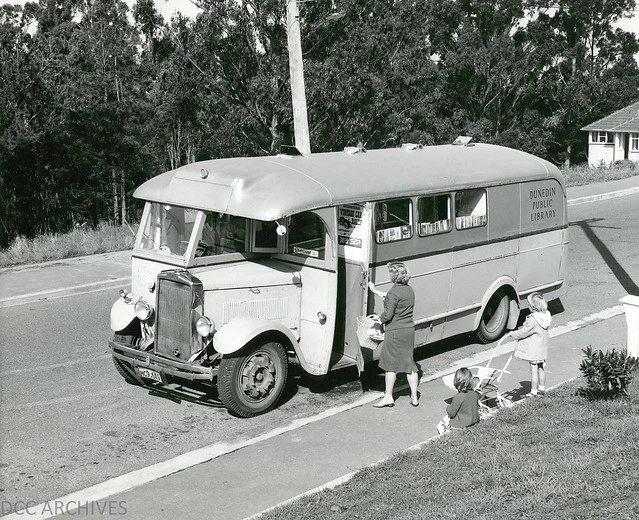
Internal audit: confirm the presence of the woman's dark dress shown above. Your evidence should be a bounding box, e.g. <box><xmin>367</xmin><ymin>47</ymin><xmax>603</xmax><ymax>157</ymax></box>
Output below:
<box><xmin>378</xmin><ymin>284</ymin><xmax>418</xmax><ymax>374</ymax></box>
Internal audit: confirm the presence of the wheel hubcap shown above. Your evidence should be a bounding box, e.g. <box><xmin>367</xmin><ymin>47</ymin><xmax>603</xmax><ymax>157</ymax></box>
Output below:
<box><xmin>240</xmin><ymin>353</ymin><xmax>276</xmax><ymax>400</ymax></box>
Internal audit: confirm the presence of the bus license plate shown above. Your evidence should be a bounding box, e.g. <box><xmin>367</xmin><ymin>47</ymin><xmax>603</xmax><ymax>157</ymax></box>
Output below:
<box><xmin>138</xmin><ymin>367</ymin><xmax>163</xmax><ymax>383</ymax></box>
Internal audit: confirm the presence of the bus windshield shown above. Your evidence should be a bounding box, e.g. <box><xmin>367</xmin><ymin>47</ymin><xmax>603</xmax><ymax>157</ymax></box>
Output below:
<box><xmin>137</xmin><ymin>203</ymin><xmax>248</xmax><ymax>259</ymax></box>
<box><xmin>138</xmin><ymin>203</ymin><xmax>198</xmax><ymax>258</ymax></box>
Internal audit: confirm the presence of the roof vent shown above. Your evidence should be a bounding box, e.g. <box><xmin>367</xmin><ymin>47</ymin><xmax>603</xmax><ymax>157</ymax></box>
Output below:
<box><xmin>452</xmin><ymin>135</ymin><xmax>473</xmax><ymax>146</ymax></box>
<box><xmin>344</xmin><ymin>141</ymin><xmax>366</xmax><ymax>154</ymax></box>
<box><xmin>401</xmin><ymin>143</ymin><xmax>423</xmax><ymax>150</ymax></box>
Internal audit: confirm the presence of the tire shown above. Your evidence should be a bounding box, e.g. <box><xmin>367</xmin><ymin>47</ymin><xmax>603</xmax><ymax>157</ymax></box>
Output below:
<box><xmin>476</xmin><ymin>290</ymin><xmax>511</xmax><ymax>343</ymax></box>
<box><xmin>112</xmin><ymin>356</ymin><xmax>142</xmax><ymax>385</ymax></box>
<box><xmin>217</xmin><ymin>341</ymin><xmax>289</xmax><ymax>418</ymax></box>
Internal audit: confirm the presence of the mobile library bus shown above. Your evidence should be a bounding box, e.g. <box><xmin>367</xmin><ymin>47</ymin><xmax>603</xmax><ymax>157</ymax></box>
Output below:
<box><xmin>109</xmin><ymin>141</ymin><xmax>567</xmax><ymax>417</ymax></box>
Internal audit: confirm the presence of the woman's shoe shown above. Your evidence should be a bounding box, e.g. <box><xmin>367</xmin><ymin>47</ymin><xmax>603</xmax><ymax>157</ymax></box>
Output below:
<box><xmin>410</xmin><ymin>398</ymin><xmax>419</xmax><ymax>407</ymax></box>
<box><xmin>374</xmin><ymin>398</ymin><xmax>395</xmax><ymax>408</ymax></box>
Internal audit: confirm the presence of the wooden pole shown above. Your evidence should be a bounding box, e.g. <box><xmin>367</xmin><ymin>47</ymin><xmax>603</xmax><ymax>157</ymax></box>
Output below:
<box><xmin>286</xmin><ymin>0</ymin><xmax>311</xmax><ymax>156</ymax></box>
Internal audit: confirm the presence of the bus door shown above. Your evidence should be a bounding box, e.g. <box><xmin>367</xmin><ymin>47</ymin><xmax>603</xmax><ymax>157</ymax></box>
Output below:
<box><xmin>287</xmin><ymin>208</ymin><xmax>338</xmax><ymax>374</ymax></box>
<box><xmin>333</xmin><ymin>203</ymin><xmax>373</xmax><ymax>367</ymax></box>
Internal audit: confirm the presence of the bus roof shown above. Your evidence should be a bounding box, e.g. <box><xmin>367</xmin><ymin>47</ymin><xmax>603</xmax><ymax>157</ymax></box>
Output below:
<box><xmin>133</xmin><ymin>143</ymin><xmax>563</xmax><ymax>221</ymax></box>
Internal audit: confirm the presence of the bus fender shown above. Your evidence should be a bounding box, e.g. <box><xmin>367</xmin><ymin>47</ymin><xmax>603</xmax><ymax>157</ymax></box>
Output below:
<box><xmin>213</xmin><ymin>317</ymin><xmax>298</xmax><ymax>356</ymax></box>
<box><xmin>110</xmin><ymin>297</ymin><xmax>136</xmax><ymax>332</ymax></box>
<box><xmin>473</xmin><ymin>277</ymin><xmax>520</xmax><ymax>331</ymax></box>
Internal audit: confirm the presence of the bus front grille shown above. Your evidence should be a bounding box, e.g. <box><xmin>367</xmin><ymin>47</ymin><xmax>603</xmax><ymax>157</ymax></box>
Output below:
<box><xmin>155</xmin><ymin>278</ymin><xmax>193</xmax><ymax>360</ymax></box>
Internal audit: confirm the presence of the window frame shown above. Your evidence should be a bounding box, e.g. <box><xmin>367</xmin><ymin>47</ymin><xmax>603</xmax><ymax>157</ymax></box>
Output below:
<box><xmin>373</xmin><ymin>198</ymin><xmax>414</xmax><ymax>244</ymax></box>
<box><xmin>631</xmin><ymin>133</ymin><xmax>639</xmax><ymax>152</ymax></box>
<box><xmin>454</xmin><ymin>189</ymin><xmax>488</xmax><ymax>231</ymax></box>
<box><xmin>417</xmin><ymin>193</ymin><xmax>453</xmax><ymax>237</ymax></box>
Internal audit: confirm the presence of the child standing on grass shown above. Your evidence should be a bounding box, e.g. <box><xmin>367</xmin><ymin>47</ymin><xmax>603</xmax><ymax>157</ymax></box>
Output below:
<box><xmin>507</xmin><ymin>292</ymin><xmax>552</xmax><ymax>397</ymax></box>
<box><xmin>437</xmin><ymin>367</ymin><xmax>480</xmax><ymax>434</ymax></box>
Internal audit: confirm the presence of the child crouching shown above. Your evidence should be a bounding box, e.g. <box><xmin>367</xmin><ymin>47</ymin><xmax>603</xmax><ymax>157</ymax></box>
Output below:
<box><xmin>437</xmin><ymin>367</ymin><xmax>480</xmax><ymax>434</ymax></box>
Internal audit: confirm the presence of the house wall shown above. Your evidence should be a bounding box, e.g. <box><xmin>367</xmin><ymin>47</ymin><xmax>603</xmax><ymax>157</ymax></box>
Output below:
<box><xmin>587</xmin><ymin>142</ymin><xmax>615</xmax><ymax>166</ymax></box>
<box><xmin>587</xmin><ymin>131</ymin><xmax>639</xmax><ymax>166</ymax></box>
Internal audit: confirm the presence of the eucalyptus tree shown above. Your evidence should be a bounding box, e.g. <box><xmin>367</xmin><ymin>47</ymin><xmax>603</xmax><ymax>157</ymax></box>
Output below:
<box><xmin>525</xmin><ymin>0</ymin><xmax>639</xmax><ymax>165</ymax></box>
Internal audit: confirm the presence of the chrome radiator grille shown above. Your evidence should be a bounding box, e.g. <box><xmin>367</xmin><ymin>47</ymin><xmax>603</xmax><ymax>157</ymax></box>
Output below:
<box><xmin>155</xmin><ymin>275</ymin><xmax>196</xmax><ymax>359</ymax></box>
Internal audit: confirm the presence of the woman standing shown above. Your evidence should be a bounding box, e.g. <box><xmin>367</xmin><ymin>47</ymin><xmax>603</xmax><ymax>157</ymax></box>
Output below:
<box><xmin>369</xmin><ymin>261</ymin><xmax>420</xmax><ymax>408</ymax></box>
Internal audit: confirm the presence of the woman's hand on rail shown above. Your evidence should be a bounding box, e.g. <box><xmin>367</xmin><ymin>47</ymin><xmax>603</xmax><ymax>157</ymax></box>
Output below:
<box><xmin>368</xmin><ymin>282</ymin><xmax>386</xmax><ymax>300</ymax></box>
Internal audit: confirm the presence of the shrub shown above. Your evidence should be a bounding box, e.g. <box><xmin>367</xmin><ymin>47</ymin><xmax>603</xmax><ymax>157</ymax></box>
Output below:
<box><xmin>578</xmin><ymin>346</ymin><xmax>639</xmax><ymax>400</ymax></box>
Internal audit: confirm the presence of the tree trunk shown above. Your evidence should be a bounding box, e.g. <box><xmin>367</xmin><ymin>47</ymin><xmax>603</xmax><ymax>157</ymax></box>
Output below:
<box><xmin>120</xmin><ymin>171</ymin><xmax>126</xmax><ymax>224</ymax></box>
<box><xmin>564</xmin><ymin>144</ymin><xmax>571</xmax><ymax>168</ymax></box>
<box><xmin>112</xmin><ymin>169</ymin><xmax>119</xmax><ymax>224</ymax></box>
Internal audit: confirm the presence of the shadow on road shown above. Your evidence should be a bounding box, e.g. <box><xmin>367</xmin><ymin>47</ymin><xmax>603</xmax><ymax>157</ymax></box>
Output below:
<box><xmin>570</xmin><ymin>218</ymin><xmax>639</xmax><ymax>296</ymax></box>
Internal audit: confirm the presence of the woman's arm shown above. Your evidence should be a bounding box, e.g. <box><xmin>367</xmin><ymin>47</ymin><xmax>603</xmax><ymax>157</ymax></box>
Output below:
<box><xmin>379</xmin><ymin>289</ymin><xmax>398</xmax><ymax>325</ymax></box>
<box><xmin>368</xmin><ymin>281</ymin><xmax>387</xmax><ymax>301</ymax></box>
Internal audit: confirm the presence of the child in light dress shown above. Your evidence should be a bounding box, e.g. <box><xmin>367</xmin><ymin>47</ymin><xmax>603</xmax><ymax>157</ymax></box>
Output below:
<box><xmin>506</xmin><ymin>292</ymin><xmax>551</xmax><ymax>397</ymax></box>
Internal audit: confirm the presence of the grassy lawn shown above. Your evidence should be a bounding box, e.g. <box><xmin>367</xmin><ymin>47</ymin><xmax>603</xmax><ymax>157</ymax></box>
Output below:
<box><xmin>261</xmin><ymin>378</ymin><xmax>639</xmax><ymax>520</ymax></box>
<box><xmin>0</xmin><ymin>163</ymin><xmax>636</xmax><ymax>269</ymax></box>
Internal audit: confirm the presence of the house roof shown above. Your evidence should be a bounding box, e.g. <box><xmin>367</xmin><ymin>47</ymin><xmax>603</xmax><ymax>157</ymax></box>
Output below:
<box><xmin>133</xmin><ymin>144</ymin><xmax>562</xmax><ymax>221</ymax></box>
<box><xmin>581</xmin><ymin>100</ymin><xmax>639</xmax><ymax>132</ymax></box>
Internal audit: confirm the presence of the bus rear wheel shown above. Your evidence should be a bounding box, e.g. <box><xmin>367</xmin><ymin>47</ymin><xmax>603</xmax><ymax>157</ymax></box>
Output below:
<box><xmin>217</xmin><ymin>341</ymin><xmax>288</xmax><ymax>418</ymax></box>
<box><xmin>477</xmin><ymin>290</ymin><xmax>511</xmax><ymax>343</ymax></box>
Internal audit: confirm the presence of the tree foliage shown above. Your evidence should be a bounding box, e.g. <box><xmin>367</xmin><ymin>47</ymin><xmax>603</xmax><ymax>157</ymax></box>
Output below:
<box><xmin>0</xmin><ymin>0</ymin><xmax>638</xmax><ymax>246</ymax></box>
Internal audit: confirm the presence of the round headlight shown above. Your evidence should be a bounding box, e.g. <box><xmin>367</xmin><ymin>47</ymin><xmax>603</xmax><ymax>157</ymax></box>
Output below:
<box><xmin>134</xmin><ymin>299</ymin><xmax>153</xmax><ymax>321</ymax></box>
<box><xmin>196</xmin><ymin>316</ymin><xmax>214</xmax><ymax>337</ymax></box>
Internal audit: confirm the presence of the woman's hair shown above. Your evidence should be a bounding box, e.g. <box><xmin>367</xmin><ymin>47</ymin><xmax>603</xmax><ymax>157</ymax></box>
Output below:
<box><xmin>387</xmin><ymin>261</ymin><xmax>411</xmax><ymax>285</ymax></box>
<box><xmin>527</xmin><ymin>292</ymin><xmax>548</xmax><ymax>313</ymax></box>
<box><xmin>453</xmin><ymin>367</ymin><xmax>474</xmax><ymax>392</ymax></box>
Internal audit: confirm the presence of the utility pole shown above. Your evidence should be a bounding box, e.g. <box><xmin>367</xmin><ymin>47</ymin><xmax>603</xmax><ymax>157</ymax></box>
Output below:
<box><xmin>286</xmin><ymin>0</ymin><xmax>311</xmax><ymax>156</ymax></box>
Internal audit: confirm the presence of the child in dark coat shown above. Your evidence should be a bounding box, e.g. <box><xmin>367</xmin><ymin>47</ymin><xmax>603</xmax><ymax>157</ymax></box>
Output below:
<box><xmin>437</xmin><ymin>367</ymin><xmax>480</xmax><ymax>434</ymax></box>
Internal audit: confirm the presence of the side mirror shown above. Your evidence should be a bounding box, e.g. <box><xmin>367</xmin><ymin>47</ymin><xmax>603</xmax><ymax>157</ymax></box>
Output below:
<box><xmin>276</xmin><ymin>224</ymin><xmax>287</xmax><ymax>236</ymax></box>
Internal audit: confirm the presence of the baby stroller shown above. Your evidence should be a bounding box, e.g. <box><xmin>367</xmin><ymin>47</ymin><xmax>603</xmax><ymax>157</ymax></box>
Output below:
<box><xmin>442</xmin><ymin>336</ymin><xmax>515</xmax><ymax>412</ymax></box>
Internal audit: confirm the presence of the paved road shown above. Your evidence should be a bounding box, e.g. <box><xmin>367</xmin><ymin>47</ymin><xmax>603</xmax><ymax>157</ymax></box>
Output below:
<box><xmin>0</xmin><ymin>176</ymin><xmax>638</xmax><ymax>519</ymax></box>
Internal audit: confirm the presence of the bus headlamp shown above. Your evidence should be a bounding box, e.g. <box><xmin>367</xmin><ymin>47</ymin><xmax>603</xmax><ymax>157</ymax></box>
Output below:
<box><xmin>196</xmin><ymin>316</ymin><xmax>215</xmax><ymax>337</ymax></box>
<box><xmin>134</xmin><ymin>299</ymin><xmax>153</xmax><ymax>321</ymax></box>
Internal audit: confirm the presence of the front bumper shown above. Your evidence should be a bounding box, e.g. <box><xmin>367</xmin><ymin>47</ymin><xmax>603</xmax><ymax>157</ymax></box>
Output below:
<box><xmin>109</xmin><ymin>340</ymin><xmax>216</xmax><ymax>382</ymax></box>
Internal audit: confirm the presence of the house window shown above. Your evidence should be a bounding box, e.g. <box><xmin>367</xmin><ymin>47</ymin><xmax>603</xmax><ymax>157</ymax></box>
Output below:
<box><xmin>418</xmin><ymin>194</ymin><xmax>452</xmax><ymax>236</ymax></box>
<box><xmin>455</xmin><ymin>189</ymin><xmax>487</xmax><ymax>229</ymax></box>
<box><xmin>374</xmin><ymin>199</ymin><xmax>413</xmax><ymax>243</ymax></box>
<box><xmin>631</xmin><ymin>133</ymin><xmax>639</xmax><ymax>152</ymax></box>
<box><xmin>593</xmin><ymin>131</ymin><xmax>613</xmax><ymax>144</ymax></box>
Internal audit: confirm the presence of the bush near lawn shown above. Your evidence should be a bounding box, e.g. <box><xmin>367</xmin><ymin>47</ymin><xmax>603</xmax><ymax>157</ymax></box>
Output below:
<box><xmin>0</xmin><ymin>163</ymin><xmax>636</xmax><ymax>269</ymax></box>
<box><xmin>261</xmin><ymin>376</ymin><xmax>639</xmax><ymax>520</ymax></box>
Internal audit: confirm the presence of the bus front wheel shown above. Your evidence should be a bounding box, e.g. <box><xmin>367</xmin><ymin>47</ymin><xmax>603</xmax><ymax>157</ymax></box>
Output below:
<box><xmin>476</xmin><ymin>290</ymin><xmax>511</xmax><ymax>343</ymax></box>
<box><xmin>217</xmin><ymin>341</ymin><xmax>289</xmax><ymax>418</ymax></box>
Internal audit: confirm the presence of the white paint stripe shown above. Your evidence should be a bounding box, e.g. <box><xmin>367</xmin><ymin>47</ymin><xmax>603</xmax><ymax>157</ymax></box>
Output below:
<box><xmin>1</xmin><ymin>354</ymin><xmax>110</xmax><ymax>377</ymax></box>
<box><xmin>2</xmin><ymin>304</ymin><xmax>627</xmax><ymax>520</ymax></box>
<box><xmin>0</xmin><ymin>277</ymin><xmax>130</xmax><ymax>307</ymax></box>
<box><xmin>567</xmin><ymin>186</ymin><xmax>639</xmax><ymax>206</ymax></box>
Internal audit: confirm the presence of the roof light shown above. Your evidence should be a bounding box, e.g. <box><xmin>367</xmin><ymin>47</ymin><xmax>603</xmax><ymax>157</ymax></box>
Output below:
<box><xmin>200</xmin><ymin>168</ymin><xmax>209</xmax><ymax>179</ymax></box>
<box><xmin>452</xmin><ymin>136</ymin><xmax>473</xmax><ymax>146</ymax></box>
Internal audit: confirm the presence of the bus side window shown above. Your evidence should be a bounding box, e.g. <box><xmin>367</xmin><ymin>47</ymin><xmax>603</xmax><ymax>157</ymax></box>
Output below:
<box><xmin>418</xmin><ymin>194</ymin><xmax>452</xmax><ymax>235</ymax></box>
<box><xmin>287</xmin><ymin>212</ymin><xmax>326</xmax><ymax>259</ymax></box>
<box><xmin>374</xmin><ymin>198</ymin><xmax>413</xmax><ymax>243</ymax></box>
<box><xmin>454</xmin><ymin>189</ymin><xmax>487</xmax><ymax>229</ymax></box>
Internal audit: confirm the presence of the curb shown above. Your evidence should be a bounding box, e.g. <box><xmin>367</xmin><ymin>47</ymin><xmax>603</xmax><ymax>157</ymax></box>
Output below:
<box><xmin>0</xmin><ymin>277</ymin><xmax>130</xmax><ymax>308</ymax></box>
<box><xmin>567</xmin><ymin>185</ymin><xmax>639</xmax><ymax>206</ymax></box>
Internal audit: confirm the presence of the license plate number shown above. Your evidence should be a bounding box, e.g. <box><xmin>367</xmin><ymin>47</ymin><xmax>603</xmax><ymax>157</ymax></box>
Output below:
<box><xmin>138</xmin><ymin>367</ymin><xmax>163</xmax><ymax>383</ymax></box>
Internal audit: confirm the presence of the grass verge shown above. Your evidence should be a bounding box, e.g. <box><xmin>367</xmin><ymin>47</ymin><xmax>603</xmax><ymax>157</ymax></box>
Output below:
<box><xmin>562</xmin><ymin>160</ymin><xmax>637</xmax><ymax>186</ymax></box>
<box><xmin>260</xmin><ymin>377</ymin><xmax>639</xmax><ymax>520</ymax></box>
<box><xmin>0</xmin><ymin>222</ymin><xmax>135</xmax><ymax>268</ymax></box>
